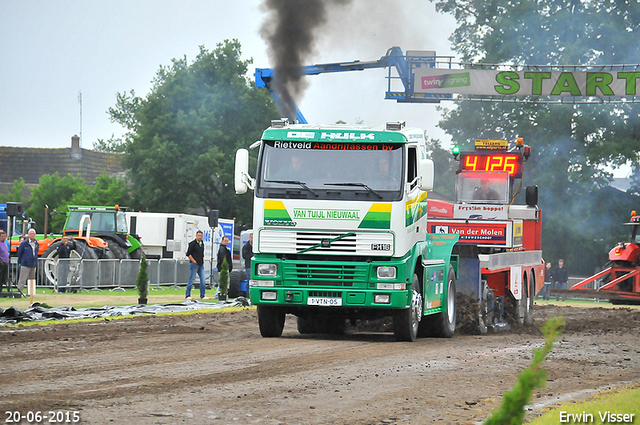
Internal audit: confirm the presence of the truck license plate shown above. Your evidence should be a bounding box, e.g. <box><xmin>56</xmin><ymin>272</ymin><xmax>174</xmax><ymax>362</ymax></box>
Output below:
<box><xmin>307</xmin><ymin>297</ymin><xmax>343</xmax><ymax>306</ymax></box>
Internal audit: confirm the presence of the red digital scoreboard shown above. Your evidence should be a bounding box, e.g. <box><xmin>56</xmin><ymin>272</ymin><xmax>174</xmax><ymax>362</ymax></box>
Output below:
<box><xmin>459</xmin><ymin>152</ymin><xmax>523</xmax><ymax>178</ymax></box>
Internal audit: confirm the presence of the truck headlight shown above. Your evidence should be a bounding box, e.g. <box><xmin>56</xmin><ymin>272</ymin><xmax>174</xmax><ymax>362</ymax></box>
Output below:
<box><xmin>377</xmin><ymin>266</ymin><xmax>397</xmax><ymax>279</ymax></box>
<box><xmin>250</xmin><ymin>280</ymin><xmax>274</xmax><ymax>287</ymax></box>
<box><xmin>261</xmin><ymin>291</ymin><xmax>278</xmax><ymax>301</ymax></box>
<box><xmin>257</xmin><ymin>263</ymin><xmax>277</xmax><ymax>276</ymax></box>
<box><xmin>374</xmin><ymin>294</ymin><xmax>391</xmax><ymax>304</ymax></box>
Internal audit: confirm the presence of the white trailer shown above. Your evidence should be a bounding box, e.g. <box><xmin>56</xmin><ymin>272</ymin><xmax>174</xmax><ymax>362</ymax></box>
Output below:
<box><xmin>125</xmin><ymin>212</ymin><xmax>236</xmax><ymax>266</ymax></box>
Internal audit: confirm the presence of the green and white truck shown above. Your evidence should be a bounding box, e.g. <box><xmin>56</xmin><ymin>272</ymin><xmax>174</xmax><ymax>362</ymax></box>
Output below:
<box><xmin>235</xmin><ymin>120</ymin><xmax>458</xmax><ymax>341</ymax></box>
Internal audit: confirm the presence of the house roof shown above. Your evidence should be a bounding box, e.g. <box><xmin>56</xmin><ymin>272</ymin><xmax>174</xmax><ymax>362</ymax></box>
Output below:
<box><xmin>0</xmin><ymin>146</ymin><xmax>125</xmax><ymax>186</ymax></box>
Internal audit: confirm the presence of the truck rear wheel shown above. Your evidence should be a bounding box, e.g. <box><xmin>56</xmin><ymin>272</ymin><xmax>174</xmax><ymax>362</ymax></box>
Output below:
<box><xmin>393</xmin><ymin>273</ymin><xmax>422</xmax><ymax>341</ymax></box>
<box><xmin>525</xmin><ymin>276</ymin><xmax>534</xmax><ymax>325</ymax></box>
<box><xmin>418</xmin><ymin>265</ymin><xmax>456</xmax><ymax>338</ymax></box>
<box><xmin>507</xmin><ymin>276</ymin><xmax>529</xmax><ymax>325</ymax></box>
<box><xmin>297</xmin><ymin>315</ymin><xmax>317</xmax><ymax>334</ymax></box>
<box><xmin>257</xmin><ymin>305</ymin><xmax>285</xmax><ymax>337</ymax></box>
<box><xmin>476</xmin><ymin>281</ymin><xmax>492</xmax><ymax>334</ymax></box>
<box><xmin>317</xmin><ymin>316</ymin><xmax>346</xmax><ymax>335</ymax></box>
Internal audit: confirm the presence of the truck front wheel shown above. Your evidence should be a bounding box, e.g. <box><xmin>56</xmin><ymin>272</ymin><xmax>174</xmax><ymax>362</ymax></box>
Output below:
<box><xmin>257</xmin><ymin>305</ymin><xmax>285</xmax><ymax>337</ymax></box>
<box><xmin>393</xmin><ymin>273</ymin><xmax>422</xmax><ymax>342</ymax></box>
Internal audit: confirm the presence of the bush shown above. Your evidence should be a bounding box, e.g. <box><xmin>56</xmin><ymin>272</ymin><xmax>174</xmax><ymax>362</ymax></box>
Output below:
<box><xmin>484</xmin><ymin>317</ymin><xmax>565</xmax><ymax>425</ymax></box>
<box><xmin>136</xmin><ymin>257</ymin><xmax>149</xmax><ymax>302</ymax></box>
<box><xmin>219</xmin><ymin>258</ymin><xmax>229</xmax><ymax>297</ymax></box>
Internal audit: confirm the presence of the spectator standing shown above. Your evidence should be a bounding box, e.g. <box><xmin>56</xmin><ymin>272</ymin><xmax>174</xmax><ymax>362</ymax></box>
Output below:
<box><xmin>0</xmin><ymin>231</ymin><xmax>9</xmax><ymax>292</ymax></box>
<box><xmin>185</xmin><ymin>230</ymin><xmax>209</xmax><ymax>300</ymax></box>
<box><xmin>242</xmin><ymin>233</ymin><xmax>253</xmax><ymax>281</ymax></box>
<box><xmin>56</xmin><ymin>236</ymin><xmax>76</xmax><ymax>293</ymax></box>
<box><xmin>217</xmin><ymin>236</ymin><xmax>233</xmax><ymax>273</ymax></box>
<box><xmin>17</xmin><ymin>229</ymin><xmax>39</xmax><ymax>296</ymax></box>
<box><xmin>553</xmin><ymin>259</ymin><xmax>569</xmax><ymax>301</ymax></box>
<box><xmin>217</xmin><ymin>236</ymin><xmax>233</xmax><ymax>300</ymax></box>
<box><xmin>541</xmin><ymin>262</ymin><xmax>553</xmax><ymax>300</ymax></box>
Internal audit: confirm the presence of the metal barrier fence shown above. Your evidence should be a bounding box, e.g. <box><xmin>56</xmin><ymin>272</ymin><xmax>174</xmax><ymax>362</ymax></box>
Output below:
<box><xmin>4</xmin><ymin>258</ymin><xmax>216</xmax><ymax>293</ymax></box>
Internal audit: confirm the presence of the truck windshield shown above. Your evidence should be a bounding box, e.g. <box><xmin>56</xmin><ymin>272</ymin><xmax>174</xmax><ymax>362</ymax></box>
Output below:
<box><xmin>456</xmin><ymin>171</ymin><xmax>510</xmax><ymax>204</ymax></box>
<box><xmin>257</xmin><ymin>140</ymin><xmax>404</xmax><ymax>200</ymax></box>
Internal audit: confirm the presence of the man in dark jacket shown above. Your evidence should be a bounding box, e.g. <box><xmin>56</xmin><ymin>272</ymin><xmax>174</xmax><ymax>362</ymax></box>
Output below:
<box><xmin>217</xmin><ymin>236</ymin><xmax>233</xmax><ymax>273</ymax></box>
<box><xmin>553</xmin><ymin>259</ymin><xmax>569</xmax><ymax>301</ymax></box>
<box><xmin>242</xmin><ymin>233</ymin><xmax>253</xmax><ymax>280</ymax></box>
<box><xmin>185</xmin><ymin>230</ymin><xmax>208</xmax><ymax>300</ymax></box>
<box><xmin>216</xmin><ymin>236</ymin><xmax>233</xmax><ymax>300</ymax></box>
<box><xmin>56</xmin><ymin>235</ymin><xmax>76</xmax><ymax>293</ymax></box>
<box><xmin>17</xmin><ymin>229</ymin><xmax>39</xmax><ymax>296</ymax></box>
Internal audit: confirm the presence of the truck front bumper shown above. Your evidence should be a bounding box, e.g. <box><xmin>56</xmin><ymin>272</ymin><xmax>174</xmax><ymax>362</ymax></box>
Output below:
<box><xmin>248</xmin><ymin>253</ymin><xmax>414</xmax><ymax>310</ymax></box>
<box><xmin>249</xmin><ymin>286</ymin><xmax>410</xmax><ymax>310</ymax></box>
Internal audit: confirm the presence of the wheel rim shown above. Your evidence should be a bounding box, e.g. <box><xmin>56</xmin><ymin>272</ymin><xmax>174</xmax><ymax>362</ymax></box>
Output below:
<box><xmin>478</xmin><ymin>283</ymin><xmax>489</xmax><ymax>331</ymax></box>
<box><xmin>410</xmin><ymin>274</ymin><xmax>423</xmax><ymax>333</ymax></box>
<box><xmin>44</xmin><ymin>250</ymin><xmax>83</xmax><ymax>286</ymax></box>
<box><xmin>519</xmin><ymin>282</ymin><xmax>528</xmax><ymax>321</ymax></box>
<box><xmin>411</xmin><ymin>289</ymin><xmax>423</xmax><ymax>332</ymax></box>
<box><xmin>447</xmin><ymin>280</ymin><xmax>455</xmax><ymax>324</ymax></box>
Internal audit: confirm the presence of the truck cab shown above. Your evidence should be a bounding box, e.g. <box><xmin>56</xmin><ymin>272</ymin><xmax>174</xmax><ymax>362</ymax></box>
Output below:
<box><xmin>236</xmin><ymin>120</ymin><xmax>458</xmax><ymax>341</ymax></box>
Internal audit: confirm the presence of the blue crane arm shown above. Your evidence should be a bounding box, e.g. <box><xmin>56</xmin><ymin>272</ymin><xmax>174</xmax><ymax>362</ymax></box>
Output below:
<box><xmin>255</xmin><ymin>47</ymin><xmax>450</xmax><ymax>123</ymax></box>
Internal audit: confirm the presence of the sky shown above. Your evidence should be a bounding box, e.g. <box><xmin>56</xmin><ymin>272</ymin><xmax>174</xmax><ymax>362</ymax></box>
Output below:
<box><xmin>0</xmin><ymin>1</ymin><xmax>631</xmax><ymax>177</ymax></box>
<box><xmin>0</xmin><ymin>1</ymin><xmax>457</xmax><ymax>150</ymax></box>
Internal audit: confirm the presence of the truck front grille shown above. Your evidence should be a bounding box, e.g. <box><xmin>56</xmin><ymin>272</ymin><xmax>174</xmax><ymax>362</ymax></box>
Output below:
<box><xmin>308</xmin><ymin>291</ymin><xmax>341</xmax><ymax>298</ymax></box>
<box><xmin>283</xmin><ymin>262</ymin><xmax>369</xmax><ymax>287</ymax></box>
<box><xmin>259</xmin><ymin>230</ymin><xmax>394</xmax><ymax>256</ymax></box>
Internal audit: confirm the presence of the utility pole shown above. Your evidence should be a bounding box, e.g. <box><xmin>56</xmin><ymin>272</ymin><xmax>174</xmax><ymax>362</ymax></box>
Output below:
<box><xmin>78</xmin><ymin>90</ymin><xmax>83</xmax><ymax>148</ymax></box>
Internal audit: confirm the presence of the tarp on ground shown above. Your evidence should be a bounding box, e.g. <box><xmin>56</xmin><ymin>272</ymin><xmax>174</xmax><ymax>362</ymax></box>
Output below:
<box><xmin>0</xmin><ymin>297</ymin><xmax>251</xmax><ymax>325</ymax></box>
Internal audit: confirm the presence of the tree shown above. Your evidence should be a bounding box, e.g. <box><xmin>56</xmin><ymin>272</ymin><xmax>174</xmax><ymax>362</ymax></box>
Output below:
<box><xmin>26</xmin><ymin>173</ymin><xmax>90</xmax><ymax>234</ymax></box>
<box><xmin>425</xmin><ymin>138</ymin><xmax>457</xmax><ymax>199</ymax></box>
<box><xmin>93</xmin><ymin>135</ymin><xmax>128</xmax><ymax>153</ymax></box>
<box><xmin>107</xmin><ymin>40</ymin><xmax>279</xmax><ymax>227</ymax></box>
<box><xmin>136</xmin><ymin>256</ymin><xmax>149</xmax><ymax>304</ymax></box>
<box><xmin>83</xmin><ymin>174</ymin><xmax>132</xmax><ymax>207</ymax></box>
<box><xmin>24</xmin><ymin>172</ymin><xmax>133</xmax><ymax>234</ymax></box>
<box><xmin>0</xmin><ymin>178</ymin><xmax>27</xmax><ymax>204</ymax></box>
<box><xmin>431</xmin><ymin>0</ymin><xmax>640</xmax><ymax>274</ymax></box>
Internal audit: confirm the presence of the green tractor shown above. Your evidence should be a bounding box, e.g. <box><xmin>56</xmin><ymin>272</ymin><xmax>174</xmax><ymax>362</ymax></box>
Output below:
<box><xmin>41</xmin><ymin>206</ymin><xmax>143</xmax><ymax>287</ymax></box>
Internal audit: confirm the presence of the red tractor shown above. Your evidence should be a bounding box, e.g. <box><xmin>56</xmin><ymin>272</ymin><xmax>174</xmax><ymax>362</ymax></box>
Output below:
<box><xmin>559</xmin><ymin>211</ymin><xmax>640</xmax><ymax>304</ymax></box>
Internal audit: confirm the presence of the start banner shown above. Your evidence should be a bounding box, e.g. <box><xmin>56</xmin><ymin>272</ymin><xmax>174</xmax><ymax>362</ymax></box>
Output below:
<box><xmin>414</xmin><ymin>68</ymin><xmax>640</xmax><ymax>98</ymax></box>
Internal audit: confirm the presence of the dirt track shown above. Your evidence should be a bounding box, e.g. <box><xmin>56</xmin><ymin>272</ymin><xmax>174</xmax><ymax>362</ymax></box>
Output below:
<box><xmin>1</xmin><ymin>304</ymin><xmax>639</xmax><ymax>425</ymax></box>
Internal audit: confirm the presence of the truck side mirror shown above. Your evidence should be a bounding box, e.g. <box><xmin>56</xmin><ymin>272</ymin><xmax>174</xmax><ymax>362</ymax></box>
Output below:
<box><xmin>526</xmin><ymin>185</ymin><xmax>538</xmax><ymax>206</ymax></box>
<box><xmin>418</xmin><ymin>159</ymin><xmax>434</xmax><ymax>191</ymax></box>
<box><xmin>235</xmin><ymin>149</ymin><xmax>251</xmax><ymax>194</ymax></box>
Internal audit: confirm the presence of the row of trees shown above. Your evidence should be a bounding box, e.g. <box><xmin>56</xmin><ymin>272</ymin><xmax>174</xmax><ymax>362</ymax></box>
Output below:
<box><xmin>0</xmin><ymin>173</ymin><xmax>131</xmax><ymax>234</ymax></box>
<box><xmin>2</xmin><ymin>40</ymin><xmax>276</xmax><ymax>236</ymax></box>
<box><xmin>96</xmin><ymin>40</ymin><xmax>278</xmax><ymax>229</ymax></box>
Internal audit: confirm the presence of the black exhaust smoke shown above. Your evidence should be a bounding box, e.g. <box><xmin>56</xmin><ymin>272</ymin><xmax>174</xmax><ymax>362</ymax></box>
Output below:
<box><xmin>260</xmin><ymin>0</ymin><xmax>351</xmax><ymax>120</ymax></box>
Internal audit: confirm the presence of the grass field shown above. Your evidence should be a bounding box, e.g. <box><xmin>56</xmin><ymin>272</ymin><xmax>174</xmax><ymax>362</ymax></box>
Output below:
<box><xmin>528</xmin><ymin>383</ymin><xmax>640</xmax><ymax>424</ymax></box>
<box><xmin>0</xmin><ymin>287</ymin><xmax>223</xmax><ymax>310</ymax></box>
